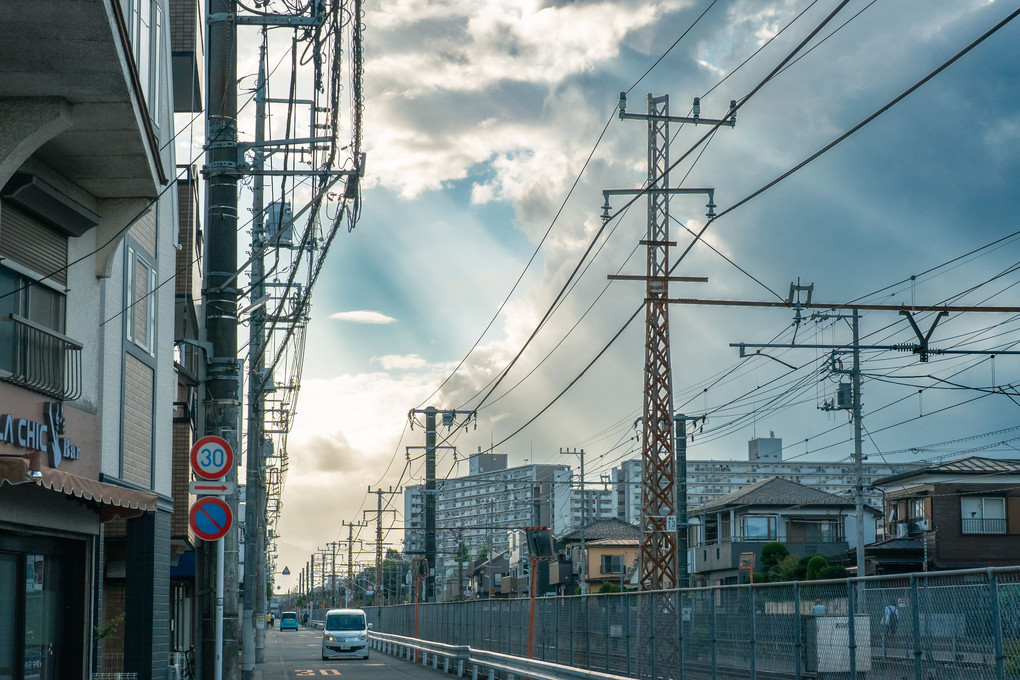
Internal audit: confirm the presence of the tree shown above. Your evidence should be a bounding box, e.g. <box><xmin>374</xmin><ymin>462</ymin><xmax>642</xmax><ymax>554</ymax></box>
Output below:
<box><xmin>760</xmin><ymin>542</ymin><xmax>789</xmax><ymax>569</ymax></box>
<box><xmin>805</xmin><ymin>554</ymin><xmax>829</xmax><ymax>581</ymax></box>
<box><xmin>599</xmin><ymin>581</ymin><xmax>621</xmax><ymax>594</ymax></box>
<box><xmin>475</xmin><ymin>546</ymin><xmax>489</xmax><ymax>562</ymax></box>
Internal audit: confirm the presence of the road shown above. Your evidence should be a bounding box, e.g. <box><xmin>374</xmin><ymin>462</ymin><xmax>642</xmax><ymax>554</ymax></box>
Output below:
<box><xmin>258</xmin><ymin>626</ymin><xmax>446</xmax><ymax>680</ymax></box>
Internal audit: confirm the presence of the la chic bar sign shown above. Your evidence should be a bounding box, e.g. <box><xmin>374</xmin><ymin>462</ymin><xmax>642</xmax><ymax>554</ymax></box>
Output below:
<box><xmin>0</xmin><ymin>402</ymin><xmax>81</xmax><ymax>467</ymax></box>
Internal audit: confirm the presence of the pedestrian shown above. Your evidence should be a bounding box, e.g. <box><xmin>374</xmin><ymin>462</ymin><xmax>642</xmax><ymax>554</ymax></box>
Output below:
<box><xmin>884</xmin><ymin>602</ymin><xmax>898</xmax><ymax>635</ymax></box>
<box><xmin>812</xmin><ymin>599</ymin><xmax>827</xmax><ymax>615</ymax></box>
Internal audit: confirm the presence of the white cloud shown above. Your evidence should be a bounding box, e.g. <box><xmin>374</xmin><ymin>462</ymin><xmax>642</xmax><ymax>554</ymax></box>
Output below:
<box><xmin>374</xmin><ymin>354</ymin><xmax>429</xmax><ymax>370</ymax></box>
<box><xmin>329</xmin><ymin>310</ymin><xmax>397</xmax><ymax>324</ymax></box>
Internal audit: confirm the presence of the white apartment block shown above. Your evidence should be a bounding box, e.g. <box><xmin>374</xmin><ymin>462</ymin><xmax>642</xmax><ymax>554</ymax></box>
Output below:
<box><xmin>403</xmin><ymin>456</ymin><xmax>569</xmax><ymax>593</ymax></box>
<box><xmin>613</xmin><ymin>436</ymin><xmax>924</xmax><ymax>525</ymax></box>
<box><xmin>551</xmin><ymin>467</ymin><xmax>617</xmax><ymax>537</ymax></box>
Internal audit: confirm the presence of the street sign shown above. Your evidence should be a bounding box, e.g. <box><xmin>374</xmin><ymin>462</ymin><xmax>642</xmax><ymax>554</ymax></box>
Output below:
<box><xmin>666</xmin><ymin>515</ymin><xmax>678</xmax><ymax>532</ymax></box>
<box><xmin>190</xmin><ymin>496</ymin><xmax>233</xmax><ymax>541</ymax></box>
<box><xmin>189</xmin><ymin>480</ymin><xmax>236</xmax><ymax>495</ymax></box>
<box><xmin>190</xmin><ymin>435</ymin><xmax>233</xmax><ymax>480</ymax></box>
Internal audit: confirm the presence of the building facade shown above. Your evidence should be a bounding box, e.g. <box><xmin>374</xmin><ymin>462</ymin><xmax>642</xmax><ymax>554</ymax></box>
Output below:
<box><xmin>871</xmin><ymin>456</ymin><xmax>1020</xmax><ymax>572</ymax></box>
<box><xmin>403</xmin><ymin>458</ymin><xmax>568</xmax><ymax>600</ymax></box>
<box><xmin>0</xmin><ymin>1</ymin><xmax>185</xmax><ymax>677</ymax></box>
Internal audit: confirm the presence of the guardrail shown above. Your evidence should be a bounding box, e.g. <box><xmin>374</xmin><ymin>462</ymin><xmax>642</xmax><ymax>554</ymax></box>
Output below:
<box><xmin>370</xmin><ymin>630</ymin><xmax>635</xmax><ymax>680</ymax></box>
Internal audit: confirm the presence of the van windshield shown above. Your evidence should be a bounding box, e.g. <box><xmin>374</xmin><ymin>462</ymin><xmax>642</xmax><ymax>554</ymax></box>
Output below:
<box><xmin>281</xmin><ymin>612</ymin><xmax>297</xmax><ymax>620</ymax></box>
<box><xmin>325</xmin><ymin>613</ymin><xmax>365</xmax><ymax>631</ymax></box>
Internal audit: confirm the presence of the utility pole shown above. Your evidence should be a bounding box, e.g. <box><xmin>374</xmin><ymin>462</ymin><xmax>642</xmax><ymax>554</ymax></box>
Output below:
<box><xmin>606</xmin><ymin>92</ymin><xmax>728</xmax><ymax>591</ymax></box>
<box><xmin>674</xmin><ymin>415</ymin><xmax>691</xmax><ymax>589</ymax></box>
<box><xmin>560</xmin><ymin>448</ymin><xmax>587</xmax><ymax>594</ymax></box>
<box><xmin>202</xmin><ymin>1</ymin><xmax>239</xmax><ymax>679</ymax></box>
<box><xmin>242</xmin><ymin>41</ymin><xmax>268</xmax><ymax>676</ymax></box>
<box><xmin>409</xmin><ymin>407</ymin><xmax>474</xmax><ymax>601</ymax></box>
<box><xmin>365</xmin><ymin>487</ymin><xmax>398</xmax><ymax>605</ymax></box>
<box><xmin>666</xmin><ymin>290</ymin><xmax>1020</xmax><ymax>579</ymax></box>
<box><xmin>342</xmin><ymin>520</ymin><xmax>363</xmax><ymax>607</ymax></box>
<box><xmin>327</xmin><ymin>541</ymin><xmax>342</xmax><ymax>607</ymax></box>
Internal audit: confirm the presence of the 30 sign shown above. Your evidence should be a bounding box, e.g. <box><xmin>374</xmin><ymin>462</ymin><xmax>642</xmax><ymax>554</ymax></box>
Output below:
<box><xmin>190</xmin><ymin>435</ymin><xmax>233</xmax><ymax>480</ymax></box>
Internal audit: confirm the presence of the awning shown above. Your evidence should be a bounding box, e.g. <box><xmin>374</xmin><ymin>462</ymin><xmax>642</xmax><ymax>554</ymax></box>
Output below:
<box><xmin>0</xmin><ymin>456</ymin><xmax>158</xmax><ymax>522</ymax></box>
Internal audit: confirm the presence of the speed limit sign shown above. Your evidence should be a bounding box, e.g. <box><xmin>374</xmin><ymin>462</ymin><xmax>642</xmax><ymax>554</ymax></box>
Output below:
<box><xmin>190</xmin><ymin>435</ymin><xmax>233</xmax><ymax>480</ymax></box>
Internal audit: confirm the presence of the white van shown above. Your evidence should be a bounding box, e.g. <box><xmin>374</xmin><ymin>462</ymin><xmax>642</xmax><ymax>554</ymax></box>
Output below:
<box><xmin>321</xmin><ymin>608</ymin><xmax>372</xmax><ymax>660</ymax></box>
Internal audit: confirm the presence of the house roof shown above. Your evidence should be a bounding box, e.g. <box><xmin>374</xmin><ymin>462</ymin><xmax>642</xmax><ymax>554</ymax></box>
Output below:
<box><xmin>585</xmin><ymin>538</ymin><xmax>640</xmax><ymax>547</ymax></box>
<box><xmin>693</xmin><ymin>477</ymin><xmax>857</xmax><ymax>513</ymax></box>
<box><xmin>873</xmin><ymin>456</ymin><xmax>1020</xmax><ymax>486</ymax></box>
<box><xmin>560</xmin><ymin>518</ymin><xmax>641</xmax><ymax>543</ymax></box>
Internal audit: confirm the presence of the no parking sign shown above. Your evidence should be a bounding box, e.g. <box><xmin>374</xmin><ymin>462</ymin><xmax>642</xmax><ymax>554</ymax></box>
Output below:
<box><xmin>190</xmin><ymin>497</ymin><xmax>233</xmax><ymax>541</ymax></box>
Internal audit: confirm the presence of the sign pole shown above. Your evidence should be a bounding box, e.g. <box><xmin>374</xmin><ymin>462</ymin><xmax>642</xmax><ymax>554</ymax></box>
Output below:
<box><xmin>216</xmin><ymin>533</ymin><xmax>225</xmax><ymax>680</ymax></box>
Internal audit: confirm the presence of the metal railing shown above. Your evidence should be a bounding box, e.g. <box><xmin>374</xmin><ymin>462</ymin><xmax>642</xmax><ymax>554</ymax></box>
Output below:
<box><xmin>366</xmin><ymin>565</ymin><xmax>1020</xmax><ymax>680</ymax></box>
<box><xmin>962</xmin><ymin>518</ymin><xmax>1007</xmax><ymax>535</ymax></box>
<box><xmin>2</xmin><ymin>313</ymin><xmax>83</xmax><ymax>400</ymax></box>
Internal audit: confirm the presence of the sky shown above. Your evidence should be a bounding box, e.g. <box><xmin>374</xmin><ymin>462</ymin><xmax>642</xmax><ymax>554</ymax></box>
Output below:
<box><xmin>224</xmin><ymin>0</ymin><xmax>1020</xmax><ymax>593</ymax></box>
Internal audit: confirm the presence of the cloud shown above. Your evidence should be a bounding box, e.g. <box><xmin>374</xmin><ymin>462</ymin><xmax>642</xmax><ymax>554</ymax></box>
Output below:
<box><xmin>374</xmin><ymin>354</ymin><xmax>429</xmax><ymax>370</ymax></box>
<box><xmin>329</xmin><ymin>310</ymin><xmax>397</xmax><ymax>324</ymax></box>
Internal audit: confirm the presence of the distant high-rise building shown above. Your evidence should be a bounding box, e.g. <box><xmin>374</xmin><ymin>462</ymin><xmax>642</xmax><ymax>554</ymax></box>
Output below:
<box><xmin>749</xmin><ymin>432</ymin><xmax>783</xmax><ymax>461</ymax></box>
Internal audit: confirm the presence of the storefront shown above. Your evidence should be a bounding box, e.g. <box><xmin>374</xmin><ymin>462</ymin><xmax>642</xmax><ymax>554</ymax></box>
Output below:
<box><xmin>0</xmin><ymin>396</ymin><xmax>157</xmax><ymax>680</ymax></box>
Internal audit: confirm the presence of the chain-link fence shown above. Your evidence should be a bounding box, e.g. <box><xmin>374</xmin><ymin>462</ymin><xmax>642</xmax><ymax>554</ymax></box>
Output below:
<box><xmin>364</xmin><ymin>566</ymin><xmax>1020</xmax><ymax>680</ymax></box>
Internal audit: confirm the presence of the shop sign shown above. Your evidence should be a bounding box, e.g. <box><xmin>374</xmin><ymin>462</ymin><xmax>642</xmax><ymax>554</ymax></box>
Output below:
<box><xmin>0</xmin><ymin>402</ymin><xmax>81</xmax><ymax>468</ymax></box>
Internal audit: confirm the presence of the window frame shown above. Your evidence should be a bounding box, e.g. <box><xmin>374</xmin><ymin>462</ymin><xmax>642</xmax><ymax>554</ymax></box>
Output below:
<box><xmin>125</xmin><ymin>247</ymin><xmax>157</xmax><ymax>356</ymax></box>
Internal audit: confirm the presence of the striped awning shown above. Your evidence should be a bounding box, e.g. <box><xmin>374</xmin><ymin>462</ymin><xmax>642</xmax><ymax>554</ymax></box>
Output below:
<box><xmin>0</xmin><ymin>455</ymin><xmax>157</xmax><ymax>522</ymax></box>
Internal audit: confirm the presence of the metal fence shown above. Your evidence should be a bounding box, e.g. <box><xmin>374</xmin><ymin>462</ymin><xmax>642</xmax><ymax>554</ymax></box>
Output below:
<box><xmin>365</xmin><ymin>566</ymin><xmax>1020</xmax><ymax>680</ymax></box>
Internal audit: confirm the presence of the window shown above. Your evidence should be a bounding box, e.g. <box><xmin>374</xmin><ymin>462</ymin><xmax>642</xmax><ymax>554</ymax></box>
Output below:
<box><xmin>0</xmin><ymin>264</ymin><xmax>75</xmax><ymax>398</ymax></box>
<box><xmin>910</xmin><ymin>499</ymin><xmax>925</xmax><ymax>521</ymax></box>
<box><xmin>961</xmin><ymin>497</ymin><xmax>1006</xmax><ymax>534</ymax></box>
<box><xmin>741</xmin><ymin>515</ymin><xmax>777</xmax><ymax>541</ymax></box>
<box><xmin>601</xmin><ymin>554</ymin><xmax>624</xmax><ymax>575</ymax></box>
<box><xmin>126</xmin><ymin>248</ymin><xmax>157</xmax><ymax>354</ymax></box>
<box><xmin>126</xmin><ymin>0</ymin><xmax>162</xmax><ymax>126</ymax></box>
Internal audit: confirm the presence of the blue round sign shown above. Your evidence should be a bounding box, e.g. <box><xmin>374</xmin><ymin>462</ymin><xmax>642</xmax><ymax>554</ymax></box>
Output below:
<box><xmin>189</xmin><ymin>497</ymin><xmax>232</xmax><ymax>541</ymax></box>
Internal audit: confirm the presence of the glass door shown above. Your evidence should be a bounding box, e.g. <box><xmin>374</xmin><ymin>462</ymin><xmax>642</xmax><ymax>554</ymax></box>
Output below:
<box><xmin>0</xmin><ymin>554</ymin><xmax>16</xmax><ymax>680</ymax></box>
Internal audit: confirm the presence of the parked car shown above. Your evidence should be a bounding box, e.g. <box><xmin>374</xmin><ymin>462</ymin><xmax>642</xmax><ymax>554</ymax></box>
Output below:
<box><xmin>279</xmin><ymin>611</ymin><xmax>299</xmax><ymax>631</ymax></box>
<box><xmin>321</xmin><ymin>608</ymin><xmax>371</xmax><ymax>660</ymax></box>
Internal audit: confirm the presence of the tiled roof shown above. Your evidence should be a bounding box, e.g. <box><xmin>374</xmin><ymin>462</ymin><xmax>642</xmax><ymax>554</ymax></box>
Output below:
<box><xmin>560</xmin><ymin>517</ymin><xmax>641</xmax><ymax>542</ymax></box>
<box><xmin>874</xmin><ymin>456</ymin><xmax>1020</xmax><ymax>485</ymax></box>
<box><xmin>693</xmin><ymin>477</ymin><xmax>854</xmax><ymax>513</ymax></box>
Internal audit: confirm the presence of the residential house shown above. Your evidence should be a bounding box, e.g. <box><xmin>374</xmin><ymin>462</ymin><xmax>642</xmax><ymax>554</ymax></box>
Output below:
<box><xmin>870</xmin><ymin>456</ymin><xmax>1020</xmax><ymax>572</ymax></box>
<box><xmin>689</xmin><ymin>477</ymin><xmax>880</xmax><ymax>586</ymax></box>
<box><xmin>553</xmin><ymin>518</ymin><xmax>640</xmax><ymax>594</ymax></box>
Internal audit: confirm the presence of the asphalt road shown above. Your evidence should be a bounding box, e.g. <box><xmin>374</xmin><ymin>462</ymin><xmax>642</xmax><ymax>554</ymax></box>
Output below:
<box><xmin>258</xmin><ymin>626</ymin><xmax>449</xmax><ymax>680</ymax></box>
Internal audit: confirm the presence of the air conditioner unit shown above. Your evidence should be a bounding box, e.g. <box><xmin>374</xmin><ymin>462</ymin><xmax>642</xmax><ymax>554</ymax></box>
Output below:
<box><xmin>894</xmin><ymin>524</ymin><xmax>909</xmax><ymax>538</ymax></box>
<box><xmin>911</xmin><ymin>520</ymin><xmax>930</xmax><ymax>532</ymax></box>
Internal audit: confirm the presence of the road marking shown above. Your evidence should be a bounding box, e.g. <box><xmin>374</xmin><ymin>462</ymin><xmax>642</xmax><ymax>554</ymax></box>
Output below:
<box><xmin>295</xmin><ymin>670</ymin><xmax>342</xmax><ymax>676</ymax></box>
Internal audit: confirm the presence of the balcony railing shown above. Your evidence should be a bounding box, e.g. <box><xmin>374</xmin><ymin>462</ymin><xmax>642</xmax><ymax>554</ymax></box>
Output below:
<box><xmin>961</xmin><ymin>517</ymin><xmax>1007</xmax><ymax>535</ymax></box>
<box><xmin>2</xmin><ymin>314</ymin><xmax>83</xmax><ymax>400</ymax></box>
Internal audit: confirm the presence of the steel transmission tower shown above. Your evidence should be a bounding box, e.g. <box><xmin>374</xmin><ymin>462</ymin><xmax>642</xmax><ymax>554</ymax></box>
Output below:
<box><xmin>606</xmin><ymin>93</ymin><xmax>730</xmax><ymax>590</ymax></box>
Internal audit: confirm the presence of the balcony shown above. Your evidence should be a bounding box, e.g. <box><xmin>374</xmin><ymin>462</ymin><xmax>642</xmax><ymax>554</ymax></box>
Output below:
<box><xmin>1</xmin><ymin>314</ymin><xmax>83</xmax><ymax>400</ymax></box>
<box><xmin>961</xmin><ymin>518</ymin><xmax>1006</xmax><ymax>535</ymax></box>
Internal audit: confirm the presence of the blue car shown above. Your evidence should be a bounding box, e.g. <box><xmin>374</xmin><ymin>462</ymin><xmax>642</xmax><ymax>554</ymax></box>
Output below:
<box><xmin>279</xmin><ymin>611</ymin><xmax>299</xmax><ymax>631</ymax></box>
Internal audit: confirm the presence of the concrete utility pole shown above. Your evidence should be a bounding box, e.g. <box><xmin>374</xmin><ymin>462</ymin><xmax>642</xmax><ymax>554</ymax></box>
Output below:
<box><xmin>203</xmin><ymin>1</ymin><xmax>239</xmax><ymax>679</ymax></box>
<box><xmin>242</xmin><ymin>41</ymin><xmax>268</xmax><ymax>677</ymax></box>
<box><xmin>560</xmin><ymin>448</ymin><xmax>587</xmax><ymax>594</ymax></box>
<box><xmin>409</xmin><ymin>407</ymin><xmax>474</xmax><ymax>601</ymax></box>
<box><xmin>365</xmin><ymin>487</ymin><xmax>398</xmax><ymax>605</ymax></box>
<box><xmin>341</xmin><ymin>520</ymin><xmax>363</xmax><ymax>607</ymax></box>
<box><xmin>674</xmin><ymin>415</ymin><xmax>691</xmax><ymax>589</ymax></box>
<box><xmin>607</xmin><ymin>92</ymin><xmax>728</xmax><ymax>591</ymax></box>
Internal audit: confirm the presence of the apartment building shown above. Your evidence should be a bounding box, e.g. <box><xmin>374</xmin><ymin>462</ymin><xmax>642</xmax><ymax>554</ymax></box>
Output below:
<box><xmin>403</xmin><ymin>454</ymin><xmax>568</xmax><ymax>599</ymax></box>
<box><xmin>551</xmin><ymin>467</ymin><xmax>616</xmax><ymax>537</ymax></box>
<box><xmin>613</xmin><ymin>436</ymin><xmax>923</xmax><ymax>526</ymax></box>
<box><xmin>0</xmin><ymin>1</ymin><xmax>189</xmax><ymax>677</ymax></box>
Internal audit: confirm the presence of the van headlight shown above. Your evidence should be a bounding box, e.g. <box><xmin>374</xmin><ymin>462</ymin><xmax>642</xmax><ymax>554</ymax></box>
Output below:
<box><xmin>325</xmin><ymin>635</ymin><xmax>335</xmax><ymax>641</ymax></box>
<box><xmin>358</xmin><ymin>633</ymin><xmax>367</xmax><ymax>641</ymax></box>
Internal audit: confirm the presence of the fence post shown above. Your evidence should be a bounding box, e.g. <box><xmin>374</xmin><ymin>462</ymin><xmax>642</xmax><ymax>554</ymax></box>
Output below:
<box><xmin>710</xmin><ymin>589</ymin><xmax>718</xmax><ymax>680</ymax></box>
<box><xmin>989</xmin><ymin>568</ymin><xmax>1005</xmax><ymax>680</ymax></box>
<box><xmin>794</xmin><ymin>582</ymin><xmax>802</xmax><ymax>680</ymax></box>
<box><xmin>676</xmin><ymin>589</ymin><xmax>685</xmax><ymax>680</ymax></box>
<box><xmin>910</xmin><ymin>573</ymin><xmax>922</xmax><ymax>680</ymax></box>
<box><xmin>750</xmin><ymin>585</ymin><xmax>757</xmax><ymax>680</ymax></box>
<box><xmin>625</xmin><ymin>592</ymin><xmax>632</xmax><ymax>677</ymax></box>
<box><xmin>847</xmin><ymin>578</ymin><xmax>857</xmax><ymax>680</ymax></box>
